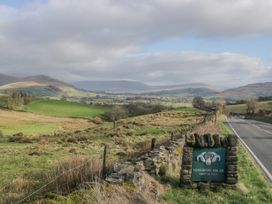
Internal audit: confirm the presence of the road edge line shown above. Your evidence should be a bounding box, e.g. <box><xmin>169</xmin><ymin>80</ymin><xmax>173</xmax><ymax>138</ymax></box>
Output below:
<box><xmin>226</xmin><ymin>118</ymin><xmax>272</xmax><ymax>183</ymax></box>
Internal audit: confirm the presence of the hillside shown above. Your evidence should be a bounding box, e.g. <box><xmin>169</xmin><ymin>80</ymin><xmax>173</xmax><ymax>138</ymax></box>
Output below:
<box><xmin>148</xmin><ymin>87</ymin><xmax>218</xmax><ymax>97</ymax></box>
<box><xmin>0</xmin><ymin>74</ymin><xmax>18</xmax><ymax>85</ymax></box>
<box><xmin>0</xmin><ymin>74</ymin><xmax>95</xmax><ymax>98</ymax></box>
<box><xmin>220</xmin><ymin>82</ymin><xmax>272</xmax><ymax>100</ymax></box>
<box><xmin>226</xmin><ymin>100</ymin><xmax>272</xmax><ymax>114</ymax></box>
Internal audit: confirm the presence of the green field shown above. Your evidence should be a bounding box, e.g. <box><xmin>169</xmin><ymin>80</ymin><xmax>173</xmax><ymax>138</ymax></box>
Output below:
<box><xmin>0</xmin><ymin>122</ymin><xmax>58</xmax><ymax>136</ymax></box>
<box><xmin>227</xmin><ymin>100</ymin><xmax>272</xmax><ymax>114</ymax></box>
<box><xmin>24</xmin><ymin>99</ymin><xmax>109</xmax><ymax>118</ymax></box>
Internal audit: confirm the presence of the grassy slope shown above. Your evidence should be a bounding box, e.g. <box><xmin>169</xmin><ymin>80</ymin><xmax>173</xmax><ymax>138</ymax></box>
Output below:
<box><xmin>25</xmin><ymin>99</ymin><xmax>109</xmax><ymax>118</ymax></box>
<box><xmin>0</xmin><ymin>108</ymin><xmax>203</xmax><ymax>203</ymax></box>
<box><xmin>227</xmin><ymin>101</ymin><xmax>272</xmax><ymax>114</ymax></box>
<box><xmin>0</xmin><ymin>109</ymin><xmax>94</xmax><ymax>136</ymax></box>
<box><xmin>0</xmin><ymin>122</ymin><xmax>58</xmax><ymax>136</ymax></box>
<box><xmin>163</xmin><ymin>121</ymin><xmax>272</xmax><ymax>204</ymax></box>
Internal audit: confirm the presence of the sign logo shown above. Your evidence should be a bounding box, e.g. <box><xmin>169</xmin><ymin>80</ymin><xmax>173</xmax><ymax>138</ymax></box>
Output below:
<box><xmin>197</xmin><ymin>152</ymin><xmax>221</xmax><ymax>166</ymax></box>
<box><xmin>192</xmin><ymin>148</ymin><xmax>226</xmax><ymax>182</ymax></box>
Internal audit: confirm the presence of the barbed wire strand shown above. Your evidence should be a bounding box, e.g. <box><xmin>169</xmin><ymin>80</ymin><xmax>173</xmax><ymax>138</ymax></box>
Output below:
<box><xmin>14</xmin><ymin>157</ymin><xmax>100</xmax><ymax>204</ymax></box>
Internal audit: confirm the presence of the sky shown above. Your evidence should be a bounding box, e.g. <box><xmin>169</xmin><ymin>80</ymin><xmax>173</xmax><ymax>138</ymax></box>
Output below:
<box><xmin>0</xmin><ymin>0</ymin><xmax>271</xmax><ymax>88</ymax></box>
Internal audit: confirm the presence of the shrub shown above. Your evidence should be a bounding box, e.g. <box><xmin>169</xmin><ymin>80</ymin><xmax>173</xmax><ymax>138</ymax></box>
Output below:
<box><xmin>8</xmin><ymin>133</ymin><xmax>32</xmax><ymax>143</ymax></box>
<box><xmin>67</xmin><ymin>136</ymin><xmax>78</xmax><ymax>143</ymax></box>
<box><xmin>47</xmin><ymin>156</ymin><xmax>102</xmax><ymax>194</ymax></box>
<box><xmin>89</xmin><ymin>117</ymin><xmax>103</xmax><ymax>125</ymax></box>
<box><xmin>0</xmin><ymin>130</ymin><xmax>4</xmax><ymax>138</ymax></box>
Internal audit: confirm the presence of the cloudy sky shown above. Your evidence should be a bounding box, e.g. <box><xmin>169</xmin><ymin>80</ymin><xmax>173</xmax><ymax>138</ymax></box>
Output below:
<box><xmin>0</xmin><ymin>0</ymin><xmax>271</xmax><ymax>87</ymax></box>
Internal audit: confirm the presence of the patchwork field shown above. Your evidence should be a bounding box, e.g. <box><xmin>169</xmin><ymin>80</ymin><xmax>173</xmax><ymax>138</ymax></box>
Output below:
<box><xmin>24</xmin><ymin>99</ymin><xmax>109</xmax><ymax>118</ymax></box>
<box><xmin>0</xmin><ymin>109</ymin><xmax>95</xmax><ymax>136</ymax></box>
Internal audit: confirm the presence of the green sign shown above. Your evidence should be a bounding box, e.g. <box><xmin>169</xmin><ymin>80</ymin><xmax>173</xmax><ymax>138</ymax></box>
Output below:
<box><xmin>192</xmin><ymin>147</ymin><xmax>226</xmax><ymax>182</ymax></box>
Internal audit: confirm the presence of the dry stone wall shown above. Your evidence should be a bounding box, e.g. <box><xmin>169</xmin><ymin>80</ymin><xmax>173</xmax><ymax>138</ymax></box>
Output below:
<box><xmin>106</xmin><ymin>137</ymin><xmax>185</xmax><ymax>184</ymax></box>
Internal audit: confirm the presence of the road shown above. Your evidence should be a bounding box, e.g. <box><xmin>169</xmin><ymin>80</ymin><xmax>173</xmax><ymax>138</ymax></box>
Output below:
<box><xmin>226</xmin><ymin>118</ymin><xmax>272</xmax><ymax>182</ymax></box>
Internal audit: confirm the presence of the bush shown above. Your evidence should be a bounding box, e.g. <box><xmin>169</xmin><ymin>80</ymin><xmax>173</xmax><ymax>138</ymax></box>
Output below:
<box><xmin>89</xmin><ymin>117</ymin><xmax>103</xmax><ymax>125</ymax></box>
<box><xmin>67</xmin><ymin>136</ymin><xmax>78</xmax><ymax>143</ymax></box>
<box><xmin>8</xmin><ymin>133</ymin><xmax>32</xmax><ymax>143</ymax></box>
<box><xmin>0</xmin><ymin>130</ymin><xmax>4</xmax><ymax>138</ymax></box>
<box><xmin>47</xmin><ymin>156</ymin><xmax>102</xmax><ymax>194</ymax></box>
<box><xmin>124</xmin><ymin>103</ymin><xmax>168</xmax><ymax>117</ymax></box>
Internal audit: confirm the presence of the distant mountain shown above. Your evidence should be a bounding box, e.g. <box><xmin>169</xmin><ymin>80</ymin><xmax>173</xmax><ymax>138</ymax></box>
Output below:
<box><xmin>0</xmin><ymin>74</ymin><xmax>18</xmax><ymax>85</ymax></box>
<box><xmin>220</xmin><ymin>82</ymin><xmax>272</xmax><ymax>100</ymax></box>
<box><xmin>72</xmin><ymin>80</ymin><xmax>218</xmax><ymax>97</ymax></box>
<box><xmin>73</xmin><ymin>80</ymin><xmax>150</xmax><ymax>93</ymax></box>
<box><xmin>148</xmin><ymin>87</ymin><xmax>218</xmax><ymax>97</ymax></box>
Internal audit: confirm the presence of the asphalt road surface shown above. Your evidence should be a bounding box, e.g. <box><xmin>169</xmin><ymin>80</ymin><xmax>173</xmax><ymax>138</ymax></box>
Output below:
<box><xmin>226</xmin><ymin>118</ymin><xmax>272</xmax><ymax>182</ymax></box>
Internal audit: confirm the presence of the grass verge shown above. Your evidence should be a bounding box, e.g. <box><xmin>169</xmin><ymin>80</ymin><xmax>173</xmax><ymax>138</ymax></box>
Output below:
<box><xmin>162</xmin><ymin>121</ymin><xmax>272</xmax><ymax>204</ymax></box>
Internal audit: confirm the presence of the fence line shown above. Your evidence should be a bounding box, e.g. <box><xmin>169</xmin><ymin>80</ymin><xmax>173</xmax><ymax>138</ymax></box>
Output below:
<box><xmin>14</xmin><ymin>156</ymin><xmax>102</xmax><ymax>204</ymax></box>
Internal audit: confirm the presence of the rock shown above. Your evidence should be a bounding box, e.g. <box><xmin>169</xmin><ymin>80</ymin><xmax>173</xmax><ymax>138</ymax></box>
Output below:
<box><xmin>227</xmin><ymin>135</ymin><xmax>238</xmax><ymax>147</ymax></box>
<box><xmin>116</xmin><ymin>151</ymin><xmax>127</xmax><ymax>157</ymax></box>
<box><xmin>197</xmin><ymin>182</ymin><xmax>209</xmax><ymax>190</ymax></box>
<box><xmin>226</xmin><ymin>156</ymin><xmax>238</xmax><ymax>162</ymax></box>
<box><xmin>195</xmin><ymin>134</ymin><xmax>205</xmax><ymax>147</ymax></box>
<box><xmin>226</xmin><ymin>177</ymin><xmax>238</xmax><ymax>184</ymax></box>
<box><xmin>213</xmin><ymin>134</ymin><xmax>221</xmax><ymax>147</ymax></box>
<box><xmin>105</xmin><ymin>176</ymin><xmax>124</xmax><ymax>184</ymax></box>
<box><xmin>186</xmin><ymin>134</ymin><xmax>196</xmax><ymax>146</ymax></box>
<box><xmin>227</xmin><ymin>165</ymin><xmax>237</xmax><ymax>171</ymax></box>
<box><xmin>206</xmin><ymin>133</ymin><xmax>215</xmax><ymax>147</ymax></box>
<box><xmin>134</xmin><ymin>161</ymin><xmax>145</xmax><ymax>171</ymax></box>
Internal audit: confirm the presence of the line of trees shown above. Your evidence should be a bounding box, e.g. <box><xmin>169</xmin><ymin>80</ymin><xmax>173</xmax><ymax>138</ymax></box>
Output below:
<box><xmin>3</xmin><ymin>91</ymin><xmax>32</xmax><ymax>110</ymax></box>
<box><xmin>101</xmin><ymin>103</ymin><xmax>169</xmax><ymax>128</ymax></box>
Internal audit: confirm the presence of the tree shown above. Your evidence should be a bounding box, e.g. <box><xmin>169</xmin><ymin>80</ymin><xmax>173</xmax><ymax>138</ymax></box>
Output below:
<box><xmin>102</xmin><ymin>106</ymin><xmax>127</xmax><ymax>128</ymax></box>
<box><xmin>192</xmin><ymin>96</ymin><xmax>206</xmax><ymax>109</ymax></box>
<box><xmin>246</xmin><ymin>99</ymin><xmax>257</xmax><ymax>115</ymax></box>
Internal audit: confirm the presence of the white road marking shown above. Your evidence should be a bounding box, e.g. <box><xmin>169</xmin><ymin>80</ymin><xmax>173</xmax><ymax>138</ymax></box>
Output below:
<box><xmin>263</xmin><ymin>129</ymin><xmax>272</xmax><ymax>135</ymax></box>
<box><xmin>252</xmin><ymin>124</ymin><xmax>261</xmax><ymax>129</ymax></box>
<box><xmin>242</xmin><ymin>119</ymin><xmax>272</xmax><ymax>135</ymax></box>
<box><xmin>226</xmin><ymin>118</ymin><xmax>272</xmax><ymax>183</ymax></box>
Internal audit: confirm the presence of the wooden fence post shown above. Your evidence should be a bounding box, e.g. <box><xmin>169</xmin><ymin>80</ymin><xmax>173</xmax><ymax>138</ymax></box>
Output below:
<box><xmin>102</xmin><ymin>144</ymin><xmax>109</xmax><ymax>178</ymax></box>
<box><xmin>171</xmin><ymin>132</ymin><xmax>174</xmax><ymax>141</ymax></box>
<box><xmin>151</xmin><ymin>138</ymin><xmax>156</xmax><ymax>150</ymax></box>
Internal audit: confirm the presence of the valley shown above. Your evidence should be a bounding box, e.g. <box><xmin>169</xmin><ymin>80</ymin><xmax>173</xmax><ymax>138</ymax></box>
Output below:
<box><xmin>0</xmin><ymin>73</ymin><xmax>272</xmax><ymax>204</ymax></box>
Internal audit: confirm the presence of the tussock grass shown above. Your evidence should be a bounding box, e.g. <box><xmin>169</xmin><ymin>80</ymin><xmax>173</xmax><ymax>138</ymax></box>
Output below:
<box><xmin>47</xmin><ymin>156</ymin><xmax>103</xmax><ymax>195</ymax></box>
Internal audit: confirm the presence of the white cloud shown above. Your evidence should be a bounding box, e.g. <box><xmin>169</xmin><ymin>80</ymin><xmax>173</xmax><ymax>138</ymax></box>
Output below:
<box><xmin>0</xmin><ymin>0</ymin><xmax>271</xmax><ymax>87</ymax></box>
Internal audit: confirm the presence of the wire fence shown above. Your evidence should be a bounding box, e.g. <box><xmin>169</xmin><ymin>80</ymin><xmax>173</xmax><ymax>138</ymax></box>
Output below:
<box><xmin>11</xmin><ymin>125</ymin><xmax>199</xmax><ymax>203</ymax></box>
<box><xmin>14</xmin><ymin>156</ymin><xmax>98</xmax><ymax>204</ymax></box>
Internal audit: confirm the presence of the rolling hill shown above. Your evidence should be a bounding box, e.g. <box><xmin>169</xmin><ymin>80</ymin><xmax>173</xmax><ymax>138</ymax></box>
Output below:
<box><xmin>220</xmin><ymin>82</ymin><xmax>272</xmax><ymax>100</ymax></box>
<box><xmin>0</xmin><ymin>74</ymin><xmax>18</xmax><ymax>85</ymax></box>
<box><xmin>0</xmin><ymin>74</ymin><xmax>95</xmax><ymax>98</ymax></box>
<box><xmin>1</xmin><ymin>73</ymin><xmax>272</xmax><ymax>100</ymax></box>
<box><xmin>72</xmin><ymin>80</ymin><xmax>218</xmax><ymax>96</ymax></box>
